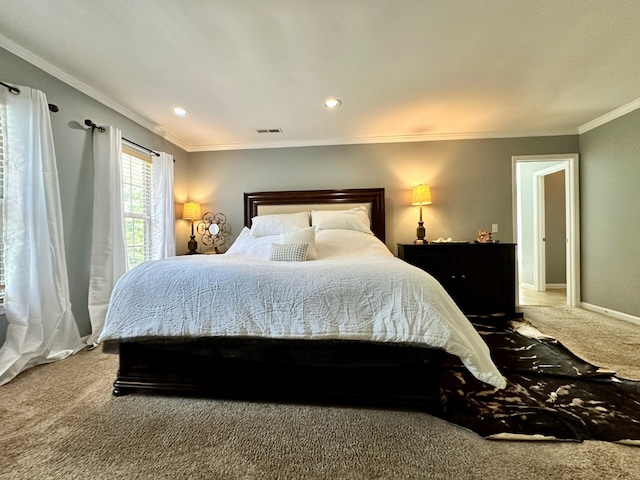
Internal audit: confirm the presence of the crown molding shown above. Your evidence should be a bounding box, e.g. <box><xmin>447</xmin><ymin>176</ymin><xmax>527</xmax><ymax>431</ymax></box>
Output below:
<box><xmin>185</xmin><ymin>128</ymin><xmax>578</xmax><ymax>152</ymax></box>
<box><xmin>578</xmin><ymin>97</ymin><xmax>640</xmax><ymax>134</ymax></box>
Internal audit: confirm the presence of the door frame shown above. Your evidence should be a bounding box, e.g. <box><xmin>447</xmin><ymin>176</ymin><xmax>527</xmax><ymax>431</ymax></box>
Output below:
<box><xmin>512</xmin><ymin>154</ymin><xmax>580</xmax><ymax>307</ymax></box>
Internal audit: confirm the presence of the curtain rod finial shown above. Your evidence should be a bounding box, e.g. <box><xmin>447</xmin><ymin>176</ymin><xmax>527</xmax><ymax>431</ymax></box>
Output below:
<box><xmin>84</xmin><ymin>119</ymin><xmax>105</xmax><ymax>132</ymax></box>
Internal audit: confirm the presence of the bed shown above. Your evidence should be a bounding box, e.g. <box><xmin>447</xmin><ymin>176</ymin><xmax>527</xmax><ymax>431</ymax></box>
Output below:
<box><xmin>100</xmin><ymin>188</ymin><xmax>505</xmax><ymax>412</ymax></box>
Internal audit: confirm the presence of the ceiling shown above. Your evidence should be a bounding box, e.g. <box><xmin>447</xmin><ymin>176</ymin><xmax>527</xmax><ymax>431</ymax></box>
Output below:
<box><xmin>2</xmin><ymin>0</ymin><xmax>640</xmax><ymax>152</ymax></box>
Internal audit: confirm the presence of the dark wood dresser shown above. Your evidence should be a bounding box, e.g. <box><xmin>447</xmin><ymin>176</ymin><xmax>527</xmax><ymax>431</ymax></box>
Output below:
<box><xmin>397</xmin><ymin>243</ymin><xmax>517</xmax><ymax>317</ymax></box>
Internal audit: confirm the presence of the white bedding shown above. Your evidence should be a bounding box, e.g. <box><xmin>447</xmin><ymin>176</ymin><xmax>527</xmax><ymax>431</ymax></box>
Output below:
<box><xmin>100</xmin><ymin>228</ymin><xmax>506</xmax><ymax>389</ymax></box>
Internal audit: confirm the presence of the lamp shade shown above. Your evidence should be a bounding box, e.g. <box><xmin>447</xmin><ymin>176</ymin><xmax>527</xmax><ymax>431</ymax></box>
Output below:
<box><xmin>182</xmin><ymin>201</ymin><xmax>201</xmax><ymax>220</ymax></box>
<box><xmin>411</xmin><ymin>185</ymin><xmax>432</xmax><ymax>205</ymax></box>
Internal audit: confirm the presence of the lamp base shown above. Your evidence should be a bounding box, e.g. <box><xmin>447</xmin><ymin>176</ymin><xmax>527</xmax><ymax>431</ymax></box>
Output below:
<box><xmin>415</xmin><ymin>221</ymin><xmax>426</xmax><ymax>244</ymax></box>
<box><xmin>187</xmin><ymin>236</ymin><xmax>199</xmax><ymax>255</ymax></box>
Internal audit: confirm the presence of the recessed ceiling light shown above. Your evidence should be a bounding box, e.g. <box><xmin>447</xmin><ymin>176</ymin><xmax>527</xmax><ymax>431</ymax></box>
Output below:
<box><xmin>172</xmin><ymin>107</ymin><xmax>189</xmax><ymax>117</ymax></box>
<box><xmin>324</xmin><ymin>98</ymin><xmax>342</xmax><ymax>108</ymax></box>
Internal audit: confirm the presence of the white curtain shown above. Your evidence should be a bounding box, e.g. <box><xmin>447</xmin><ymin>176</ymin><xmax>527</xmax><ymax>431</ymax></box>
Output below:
<box><xmin>86</xmin><ymin>126</ymin><xmax>127</xmax><ymax>345</ymax></box>
<box><xmin>0</xmin><ymin>85</ymin><xmax>83</xmax><ymax>386</ymax></box>
<box><xmin>152</xmin><ymin>152</ymin><xmax>175</xmax><ymax>259</ymax></box>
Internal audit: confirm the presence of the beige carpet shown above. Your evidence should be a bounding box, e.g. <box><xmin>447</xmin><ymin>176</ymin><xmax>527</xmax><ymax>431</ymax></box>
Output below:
<box><xmin>1</xmin><ymin>306</ymin><xmax>639</xmax><ymax>480</ymax></box>
<box><xmin>520</xmin><ymin>305</ymin><xmax>640</xmax><ymax>381</ymax></box>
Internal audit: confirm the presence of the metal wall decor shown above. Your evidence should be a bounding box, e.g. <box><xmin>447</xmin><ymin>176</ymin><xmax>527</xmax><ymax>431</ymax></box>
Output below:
<box><xmin>197</xmin><ymin>212</ymin><xmax>233</xmax><ymax>253</ymax></box>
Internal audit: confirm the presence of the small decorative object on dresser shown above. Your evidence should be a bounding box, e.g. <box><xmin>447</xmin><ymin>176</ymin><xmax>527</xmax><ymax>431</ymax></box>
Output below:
<box><xmin>476</xmin><ymin>229</ymin><xmax>497</xmax><ymax>243</ymax></box>
<box><xmin>397</xmin><ymin>242</ymin><xmax>517</xmax><ymax>317</ymax></box>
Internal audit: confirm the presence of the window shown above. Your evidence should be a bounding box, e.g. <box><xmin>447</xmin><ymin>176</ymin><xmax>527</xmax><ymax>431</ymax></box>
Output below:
<box><xmin>0</xmin><ymin>104</ymin><xmax>5</xmax><ymax>302</ymax></box>
<box><xmin>121</xmin><ymin>146</ymin><xmax>153</xmax><ymax>269</ymax></box>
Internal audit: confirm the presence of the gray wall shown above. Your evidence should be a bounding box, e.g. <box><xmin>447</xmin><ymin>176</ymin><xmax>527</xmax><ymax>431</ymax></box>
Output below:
<box><xmin>0</xmin><ymin>47</ymin><xmax>189</xmax><ymax>341</ymax></box>
<box><xmin>186</xmin><ymin>137</ymin><xmax>579</xmax><ymax>257</ymax></box>
<box><xmin>580</xmin><ymin>108</ymin><xmax>640</xmax><ymax>317</ymax></box>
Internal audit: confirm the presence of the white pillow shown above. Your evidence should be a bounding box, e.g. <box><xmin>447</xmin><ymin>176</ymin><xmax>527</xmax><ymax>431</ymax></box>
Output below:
<box><xmin>311</xmin><ymin>207</ymin><xmax>373</xmax><ymax>235</ymax></box>
<box><xmin>250</xmin><ymin>212</ymin><xmax>310</xmax><ymax>237</ymax></box>
<box><xmin>269</xmin><ymin>243</ymin><xmax>309</xmax><ymax>262</ymax></box>
<box><xmin>279</xmin><ymin>226</ymin><xmax>317</xmax><ymax>260</ymax></box>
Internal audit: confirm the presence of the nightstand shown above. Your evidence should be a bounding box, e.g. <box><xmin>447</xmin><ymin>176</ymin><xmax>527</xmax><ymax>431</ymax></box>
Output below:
<box><xmin>397</xmin><ymin>243</ymin><xmax>516</xmax><ymax>317</ymax></box>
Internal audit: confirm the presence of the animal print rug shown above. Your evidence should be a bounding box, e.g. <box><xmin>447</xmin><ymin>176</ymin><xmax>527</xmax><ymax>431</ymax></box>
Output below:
<box><xmin>440</xmin><ymin>317</ymin><xmax>640</xmax><ymax>444</ymax></box>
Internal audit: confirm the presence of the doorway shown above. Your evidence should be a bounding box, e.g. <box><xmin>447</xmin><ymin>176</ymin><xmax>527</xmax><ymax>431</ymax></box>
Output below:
<box><xmin>512</xmin><ymin>154</ymin><xmax>580</xmax><ymax>307</ymax></box>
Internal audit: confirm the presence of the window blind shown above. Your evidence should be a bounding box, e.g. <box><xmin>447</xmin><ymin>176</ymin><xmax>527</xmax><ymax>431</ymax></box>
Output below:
<box><xmin>121</xmin><ymin>146</ymin><xmax>153</xmax><ymax>269</ymax></box>
<box><xmin>0</xmin><ymin>105</ymin><xmax>5</xmax><ymax>301</ymax></box>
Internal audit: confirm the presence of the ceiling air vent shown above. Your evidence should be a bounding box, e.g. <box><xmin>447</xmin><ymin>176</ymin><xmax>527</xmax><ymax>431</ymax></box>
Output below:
<box><xmin>256</xmin><ymin>128</ymin><xmax>283</xmax><ymax>133</ymax></box>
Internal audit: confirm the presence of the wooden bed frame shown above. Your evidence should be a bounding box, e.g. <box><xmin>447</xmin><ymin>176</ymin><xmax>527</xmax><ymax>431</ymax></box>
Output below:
<box><xmin>109</xmin><ymin>188</ymin><xmax>447</xmax><ymax>413</ymax></box>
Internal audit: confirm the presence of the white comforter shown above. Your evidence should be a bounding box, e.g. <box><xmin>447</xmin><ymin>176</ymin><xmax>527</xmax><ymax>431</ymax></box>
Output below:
<box><xmin>100</xmin><ymin>228</ymin><xmax>506</xmax><ymax>389</ymax></box>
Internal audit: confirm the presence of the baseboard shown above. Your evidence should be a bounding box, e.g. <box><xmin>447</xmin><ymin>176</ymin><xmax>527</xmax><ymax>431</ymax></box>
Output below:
<box><xmin>581</xmin><ymin>302</ymin><xmax>640</xmax><ymax>326</ymax></box>
<box><xmin>519</xmin><ymin>283</ymin><xmax>565</xmax><ymax>291</ymax></box>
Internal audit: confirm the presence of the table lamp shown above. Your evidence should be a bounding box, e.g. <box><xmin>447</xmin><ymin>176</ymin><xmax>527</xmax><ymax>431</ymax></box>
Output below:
<box><xmin>411</xmin><ymin>185</ymin><xmax>432</xmax><ymax>244</ymax></box>
<box><xmin>182</xmin><ymin>201</ymin><xmax>201</xmax><ymax>254</ymax></box>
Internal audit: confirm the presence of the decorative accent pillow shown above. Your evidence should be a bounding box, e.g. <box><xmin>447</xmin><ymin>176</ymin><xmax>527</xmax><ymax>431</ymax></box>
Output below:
<box><xmin>250</xmin><ymin>212</ymin><xmax>310</xmax><ymax>237</ymax></box>
<box><xmin>279</xmin><ymin>226</ymin><xmax>317</xmax><ymax>260</ymax></box>
<box><xmin>269</xmin><ymin>242</ymin><xmax>309</xmax><ymax>262</ymax></box>
<box><xmin>311</xmin><ymin>206</ymin><xmax>373</xmax><ymax>235</ymax></box>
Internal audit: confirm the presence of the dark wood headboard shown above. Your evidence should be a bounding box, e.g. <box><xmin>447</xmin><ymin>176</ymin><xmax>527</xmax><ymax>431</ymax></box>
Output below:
<box><xmin>244</xmin><ymin>188</ymin><xmax>386</xmax><ymax>242</ymax></box>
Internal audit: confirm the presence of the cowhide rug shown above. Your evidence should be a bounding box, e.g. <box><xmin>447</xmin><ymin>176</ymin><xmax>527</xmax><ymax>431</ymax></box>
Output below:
<box><xmin>440</xmin><ymin>317</ymin><xmax>640</xmax><ymax>444</ymax></box>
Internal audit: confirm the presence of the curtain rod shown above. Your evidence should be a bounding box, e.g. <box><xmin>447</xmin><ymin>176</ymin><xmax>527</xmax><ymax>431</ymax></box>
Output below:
<box><xmin>122</xmin><ymin>138</ymin><xmax>160</xmax><ymax>157</ymax></box>
<box><xmin>1</xmin><ymin>81</ymin><xmax>60</xmax><ymax>112</ymax></box>
<box><xmin>1</xmin><ymin>80</ymin><xmax>20</xmax><ymax>95</ymax></box>
<box><xmin>84</xmin><ymin>119</ymin><xmax>160</xmax><ymax>157</ymax></box>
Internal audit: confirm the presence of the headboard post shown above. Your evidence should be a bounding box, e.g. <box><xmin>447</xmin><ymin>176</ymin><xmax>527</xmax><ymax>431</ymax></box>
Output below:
<box><xmin>244</xmin><ymin>188</ymin><xmax>386</xmax><ymax>242</ymax></box>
